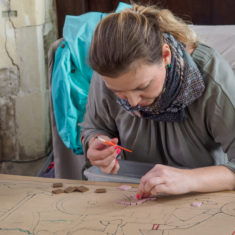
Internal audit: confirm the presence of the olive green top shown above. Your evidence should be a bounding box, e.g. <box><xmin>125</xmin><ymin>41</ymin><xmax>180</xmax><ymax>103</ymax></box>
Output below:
<box><xmin>81</xmin><ymin>43</ymin><xmax>235</xmax><ymax>172</ymax></box>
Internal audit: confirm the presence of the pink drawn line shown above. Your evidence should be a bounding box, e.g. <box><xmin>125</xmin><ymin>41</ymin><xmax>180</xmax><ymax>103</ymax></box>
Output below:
<box><xmin>152</xmin><ymin>224</ymin><xmax>159</xmax><ymax>230</ymax></box>
<box><xmin>191</xmin><ymin>201</ymin><xmax>202</xmax><ymax>207</ymax></box>
<box><xmin>118</xmin><ymin>185</ymin><xmax>132</xmax><ymax>191</ymax></box>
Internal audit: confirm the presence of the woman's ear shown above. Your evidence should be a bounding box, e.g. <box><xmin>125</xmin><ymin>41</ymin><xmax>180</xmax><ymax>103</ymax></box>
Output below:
<box><xmin>162</xmin><ymin>43</ymin><xmax>171</xmax><ymax>67</ymax></box>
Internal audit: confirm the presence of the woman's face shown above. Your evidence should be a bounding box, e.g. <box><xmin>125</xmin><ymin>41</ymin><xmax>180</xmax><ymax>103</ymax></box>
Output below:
<box><xmin>102</xmin><ymin>60</ymin><xmax>167</xmax><ymax>107</ymax></box>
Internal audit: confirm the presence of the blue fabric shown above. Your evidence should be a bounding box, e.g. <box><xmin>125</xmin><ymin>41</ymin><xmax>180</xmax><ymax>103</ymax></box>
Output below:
<box><xmin>51</xmin><ymin>2</ymin><xmax>131</xmax><ymax>154</ymax></box>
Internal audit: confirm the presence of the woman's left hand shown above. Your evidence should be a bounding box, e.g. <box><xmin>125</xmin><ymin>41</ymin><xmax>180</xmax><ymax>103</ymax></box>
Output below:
<box><xmin>137</xmin><ymin>164</ymin><xmax>235</xmax><ymax>199</ymax></box>
<box><xmin>137</xmin><ymin>164</ymin><xmax>194</xmax><ymax>198</ymax></box>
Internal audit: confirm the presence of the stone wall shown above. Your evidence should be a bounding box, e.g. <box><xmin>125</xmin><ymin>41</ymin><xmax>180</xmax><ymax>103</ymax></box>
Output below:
<box><xmin>0</xmin><ymin>0</ymin><xmax>57</xmax><ymax>175</ymax></box>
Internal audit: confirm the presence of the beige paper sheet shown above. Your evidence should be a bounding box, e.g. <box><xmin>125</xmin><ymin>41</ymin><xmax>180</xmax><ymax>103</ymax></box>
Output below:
<box><xmin>0</xmin><ymin>174</ymin><xmax>235</xmax><ymax>235</ymax></box>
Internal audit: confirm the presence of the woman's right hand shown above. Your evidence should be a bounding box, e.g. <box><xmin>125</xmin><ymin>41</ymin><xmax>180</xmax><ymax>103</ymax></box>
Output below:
<box><xmin>87</xmin><ymin>135</ymin><xmax>120</xmax><ymax>174</ymax></box>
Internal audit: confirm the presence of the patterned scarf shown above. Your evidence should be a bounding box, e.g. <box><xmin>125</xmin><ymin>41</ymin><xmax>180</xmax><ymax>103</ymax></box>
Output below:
<box><xmin>116</xmin><ymin>33</ymin><xmax>205</xmax><ymax>122</ymax></box>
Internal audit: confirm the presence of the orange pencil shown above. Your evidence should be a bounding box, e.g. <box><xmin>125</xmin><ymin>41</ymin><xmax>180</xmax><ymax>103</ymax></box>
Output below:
<box><xmin>97</xmin><ymin>136</ymin><xmax>132</xmax><ymax>153</ymax></box>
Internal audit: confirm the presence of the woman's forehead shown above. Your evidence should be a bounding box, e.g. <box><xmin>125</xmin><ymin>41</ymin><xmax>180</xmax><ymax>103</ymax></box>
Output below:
<box><xmin>102</xmin><ymin>62</ymin><xmax>163</xmax><ymax>91</ymax></box>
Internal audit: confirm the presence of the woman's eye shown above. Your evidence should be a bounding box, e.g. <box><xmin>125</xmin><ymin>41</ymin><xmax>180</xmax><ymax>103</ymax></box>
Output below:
<box><xmin>138</xmin><ymin>82</ymin><xmax>151</xmax><ymax>90</ymax></box>
<box><xmin>138</xmin><ymin>85</ymin><xmax>149</xmax><ymax>90</ymax></box>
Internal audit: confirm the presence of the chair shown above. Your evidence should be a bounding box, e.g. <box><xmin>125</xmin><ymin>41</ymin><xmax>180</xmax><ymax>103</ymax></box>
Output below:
<box><xmin>48</xmin><ymin>38</ymin><xmax>86</xmax><ymax>180</ymax></box>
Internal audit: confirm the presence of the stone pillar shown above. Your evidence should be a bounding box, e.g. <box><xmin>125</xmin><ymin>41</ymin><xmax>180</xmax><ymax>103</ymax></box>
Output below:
<box><xmin>0</xmin><ymin>0</ymin><xmax>57</xmax><ymax>173</ymax></box>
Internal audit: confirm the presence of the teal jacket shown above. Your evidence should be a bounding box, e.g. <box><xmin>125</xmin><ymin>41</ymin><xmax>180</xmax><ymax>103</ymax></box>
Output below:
<box><xmin>51</xmin><ymin>2</ymin><xmax>131</xmax><ymax>154</ymax></box>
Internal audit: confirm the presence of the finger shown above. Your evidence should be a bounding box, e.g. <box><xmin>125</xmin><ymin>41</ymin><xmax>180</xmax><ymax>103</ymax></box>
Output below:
<box><xmin>137</xmin><ymin>172</ymin><xmax>156</xmax><ymax>198</ymax></box>
<box><xmin>92</xmin><ymin>137</ymin><xmax>109</xmax><ymax>150</ymax></box>
<box><xmin>94</xmin><ymin>136</ymin><xmax>119</xmax><ymax>149</ymax></box>
<box><xmin>137</xmin><ymin>172</ymin><xmax>151</xmax><ymax>199</ymax></box>
<box><xmin>150</xmin><ymin>184</ymin><xmax>168</xmax><ymax>196</ymax></box>
<box><xmin>110</xmin><ymin>137</ymin><xmax>118</xmax><ymax>145</ymax></box>
<box><xmin>100</xmin><ymin>159</ymin><xmax>116</xmax><ymax>174</ymax></box>
<box><xmin>137</xmin><ymin>181</ymin><xmax>145</xmax><ymax>199</ymax></box>
<box><xmin>137</xmin><ymin>185</ymin><xmax>150</xmax><ymax>199</ymax></box>
<box><xmin>88</xmin><ymin>135</ymin><xmax>105</xmax><ymax>150</ymax></box>
<box><xmin>137</xmin><ymin>187</ymin><xmax>152</xmax><ymax>199</ymax></box>
<box><xmin>143</xmin><ymin>177</ymin><xmax>165</xmax><ymax>193</ymax></box>
<box><xmin>110</xmin><ymin>159</ymin><xmax>120</xmax><ymax>174</ymax></box>
<box><xmin>142</xmin><ymin>192</ymin><xmax>151</xmax><ymax>198</ymax></box>
<box><xmin>140</xmin><ymin>166</ymin><xmax>166</xmax><ymax>187</ymax></box>
<box><xmin>138</xmin><ymin>176</ymin><xmax>164</xmax><ymax>199</ymax></box>
<box><xmin>89</xmin><ymin>145</ymin><xmax>116</xmax><ymax>161</ymax></box>
<box><xmin>91</xmin><ymin>150</ymin><xmax>117</xmax><ymax>167</ymax></box>
<box><xmin>90</xmin><ymin>136</ymin><xmax>119</xmax><ymax>157</ymax></box>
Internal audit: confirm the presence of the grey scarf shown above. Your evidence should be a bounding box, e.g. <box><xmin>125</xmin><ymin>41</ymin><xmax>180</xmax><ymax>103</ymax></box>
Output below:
<box><xmin>116</xmin><ymin>33</ymin><xmax>205</xmax><ymax>122</ymax></box>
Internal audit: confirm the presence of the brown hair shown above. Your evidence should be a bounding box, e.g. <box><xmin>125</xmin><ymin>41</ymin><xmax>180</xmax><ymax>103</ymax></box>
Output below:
<box><xmin>89</xmin><ymin>4</ymin><xmax>198</xmax><ymax>77</ymax></box>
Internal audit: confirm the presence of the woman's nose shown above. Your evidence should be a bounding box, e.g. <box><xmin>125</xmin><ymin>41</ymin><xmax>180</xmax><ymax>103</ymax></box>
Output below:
<box><xmin>126</xmin><ymin>93</ymin><xmax>141</xmax><ymax>107</ymax></box>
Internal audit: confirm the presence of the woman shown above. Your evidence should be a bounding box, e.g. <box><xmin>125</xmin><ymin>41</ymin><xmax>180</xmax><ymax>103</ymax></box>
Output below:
<box><xmin>81</xmin><ymin>4</ymin><xmax>235</xmax><ymax>198</ymax></box>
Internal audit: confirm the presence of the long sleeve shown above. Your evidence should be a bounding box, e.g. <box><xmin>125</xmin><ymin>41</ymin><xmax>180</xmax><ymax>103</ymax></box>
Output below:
<box><xmin>80</xmin><ymin>72</ymin><xmax>119</xmax><ymax>159</ymax></box>
<box><xmin>191</xmin><ymin>43</ymin><xmax>235</xmax><ymax>172</ymax></box>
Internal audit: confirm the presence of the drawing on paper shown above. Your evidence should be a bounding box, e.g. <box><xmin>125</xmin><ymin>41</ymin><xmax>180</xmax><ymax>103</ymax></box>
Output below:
<box><xmin>0</xmin><ymin>177</ymin><xmax>235</xmax><ymax>235</ymax></box>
